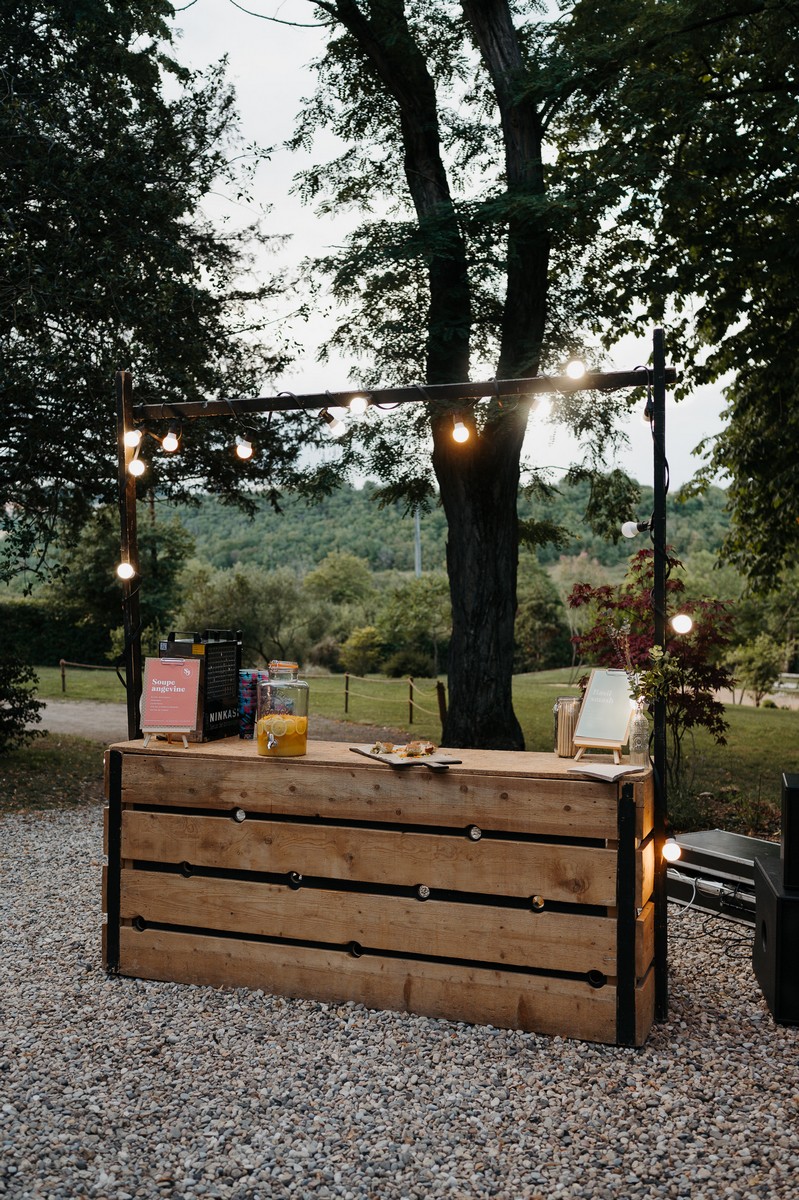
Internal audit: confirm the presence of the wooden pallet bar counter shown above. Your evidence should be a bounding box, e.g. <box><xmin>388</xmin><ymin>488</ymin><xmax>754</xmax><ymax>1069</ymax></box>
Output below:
<box><xmin>103</xmin><ymin>739</ymin><xmax>656</xmax><ymax>1046</ymax></box>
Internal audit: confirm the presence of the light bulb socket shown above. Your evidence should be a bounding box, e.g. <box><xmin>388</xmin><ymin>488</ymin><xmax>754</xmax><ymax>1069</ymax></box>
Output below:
<box><xmin>320</xmin><ymin>408</ymin><xmax>346</xmax><ymax>438</ymax></box>
<box><xmin>621</xmin><ymin>520</ymin><xmax>651</xmax><ymax>539</ymax></box>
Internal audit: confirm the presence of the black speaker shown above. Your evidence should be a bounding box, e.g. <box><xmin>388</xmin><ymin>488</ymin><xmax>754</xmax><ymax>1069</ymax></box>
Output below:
<box><xmin>753</xmin><ymin>854</ymin><xmax>799</xmax><ymax>1025</ymax></box>
<box><xmin>782</xmin><ymin>772</ymin><xmax>799</xmax><ymax>890</ymax></box>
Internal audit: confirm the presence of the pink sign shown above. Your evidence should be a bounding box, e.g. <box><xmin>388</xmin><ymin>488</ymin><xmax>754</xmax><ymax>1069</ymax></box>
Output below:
<box><xmin>141</xmin><ymin>657</ymin><xmax>202</xmax><ymax>733</ymax></box>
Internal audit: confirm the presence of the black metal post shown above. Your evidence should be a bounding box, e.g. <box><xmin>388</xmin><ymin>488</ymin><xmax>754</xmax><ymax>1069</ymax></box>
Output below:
<box><xmin>651</xmin><ymin>328</ymin><xmax>668</xmax><ymax>1020</ymax></box>
<box><xmin>115</xmin><ymin>370</ymin><xmax>143</xmax><ymax>741</ymax></box>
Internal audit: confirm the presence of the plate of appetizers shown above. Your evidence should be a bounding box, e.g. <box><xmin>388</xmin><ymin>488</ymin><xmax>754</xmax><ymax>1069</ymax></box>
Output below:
<box><xmin>350</xmin><ymin>741</ymin><xmax>462</xmax><ymax>771</ymax></box>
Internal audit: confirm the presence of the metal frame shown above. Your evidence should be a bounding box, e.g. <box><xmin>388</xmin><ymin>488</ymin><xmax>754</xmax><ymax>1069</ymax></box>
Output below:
<box><xmin>115</xmin><ymin>328</ymin><xmax>674</xmax><ymax>1016</ymax></box>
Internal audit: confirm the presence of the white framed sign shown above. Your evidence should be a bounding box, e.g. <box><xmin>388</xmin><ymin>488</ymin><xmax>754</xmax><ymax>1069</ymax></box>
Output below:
<box><xmin>572</xmin><ymin>669</ymin><xmax>634</xmax><ymax>763</ymax></box>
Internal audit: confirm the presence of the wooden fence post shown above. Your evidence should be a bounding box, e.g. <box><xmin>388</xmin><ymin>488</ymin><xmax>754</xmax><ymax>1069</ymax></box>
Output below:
<box><xmin>409</xmin><ymin>677</ymin><xmax>414</xmax><ymax>725</ymax></box>
<box><xmin>344</xmin><ymin>674</ymin><xmax>350</xmax><ymax>714</ymax></box>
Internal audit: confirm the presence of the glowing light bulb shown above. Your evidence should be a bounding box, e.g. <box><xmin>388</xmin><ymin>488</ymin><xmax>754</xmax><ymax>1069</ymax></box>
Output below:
<box><xmin>116</xmin><ymin>562</ymin><xmax>135</xmax><ymax>581</ymax></box>
<box><xmin>162</xmin><ymin>431</ymin><xmax>179</xmax><ymax>452</ymax></box>
<box><xmin>671</xmin><ymin>613</ymin><xmax>693</xmax><ymax>635</ymax></box>
<box><xmin>236</xmin><ymin>438</ymin><xmax>253</xmax><ymax>460</ymax></box>
<box><xmin>565</xmin><ymin>359</ymin><xmax>586</xmax><ymax>380</ymax></box>
<box><xmin>349</xmin><ymin>395</ymin><xmax>369</xmax><ymax>416</ymax></box>
<box><xmin>663</xmin><ymin>837</ymin><xmax>682</xmax><ymax>863</ymax></box>
<box><xmin>452</xmin><ymin>418</ymin><xmax>470</xmax><ymax>443</ymax></box>
<box><xmin>123</xmin><ymin>429</ymin><xmax>142</xmax><ymax>448</ymax></box>
<box><xmin>128</xmin><ymin>458</ymin><xmax>145</xmax><ymax>477</ymax></box>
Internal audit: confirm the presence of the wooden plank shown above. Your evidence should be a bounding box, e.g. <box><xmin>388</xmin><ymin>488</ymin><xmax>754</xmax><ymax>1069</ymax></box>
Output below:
<box><xmin>110</xmin><ymin>737</ymin><xmax>653</xmax><ymax>782</ymax></box>
<box><xmin>119</xmin><ymin>754</ymin><xmax>624</xmax><ymax>840</ymax></box>
<box><xmin>632</xmin><ymin>774</ymin><xmax>654</xmax><ymax>842</ymax></box>
<box><xmin>635</xmin><ymin>900</ymin><xmax>655</xmax><ymax>980</ymax></box>
<box><xmin>103</xmin><ymin>806</ymin><xmax>109</xmax><ymax>857</ymax></box>
<box><xmin>634</xmin><ymin>962</ymin><xmax>656</xmax><ymax>1047</ymax></box>
<box><xmin>121</xmin><ymin>811</ymin><xmax>619</xmax><ymax>905</ymax></box>
<box><xmin>120</xmin><ymin>869</ymin><xmax>619</xmax><ymax>975</ymax></box>
<box><xmin>636</xmin><ymin>837</ymin><xmax>655</xmax><ymax>908</ymax></box>
<box><xmin>118</xmin><ymin>926</ymin><xmax>620</xmax><ymax>1044</ymax></box>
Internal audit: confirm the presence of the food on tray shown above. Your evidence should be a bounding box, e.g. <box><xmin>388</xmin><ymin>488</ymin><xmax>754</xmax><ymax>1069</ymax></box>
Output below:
<box><xmin>369</xmin><ymin>739</ymin><xmax>438</xmax><ymax>758</ymax></box>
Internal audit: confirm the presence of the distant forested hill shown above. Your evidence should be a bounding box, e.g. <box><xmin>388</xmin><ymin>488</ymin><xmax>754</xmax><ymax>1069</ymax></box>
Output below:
<box><xmin>165</xmin><ymin>480</ymin><xmax>730</xmax><ymax>574</ymax></box>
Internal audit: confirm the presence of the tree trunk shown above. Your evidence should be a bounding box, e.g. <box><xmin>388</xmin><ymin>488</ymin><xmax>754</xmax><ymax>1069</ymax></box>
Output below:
<box><xmin>433</xmin><ymin>406</ymin><xmax>530</xmax><ymax>749</ymax></box>
<box><xmin>327</xmin><ymin>0</ymin><xmax>548</xmax><ymax>750</ymax></box>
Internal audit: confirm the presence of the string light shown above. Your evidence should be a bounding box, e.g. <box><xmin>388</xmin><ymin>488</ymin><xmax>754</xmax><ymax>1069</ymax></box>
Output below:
<box><xmin>162</xmin><ymin>422</ymin><xmax>181</xmax><ymax>453</ymax></box>
<box><xmin>348</xmin><ymin>394</ymin><xmax>370</xmax><ymax>415</ymax></box>
<box><xmin>452</xmin><ymin>415</ymin><xmax>470</xmax><ymax>443</ymax></box>
<box><xmin>663</xmin><ymin>837</ymin><xmax>682</xmax><ymax>863</ymax></box>
<box><xmin>128</xmin><ymin>456</ymin><xmax>145</xmax><ymax>477</ymax></box>
<box><xmin>123</xmin><ymin>428</ymin><xmax>143</xmax><ymax>448</ymax></box>
<box><xmin>671</xmin><ymin>613</ymin><xmax>693</xmax><ymax>635</ymax></box>
<box><xmin>116</xmin><ymin>562</ymin><xmax>135</xmax><ymax>581</ymax></box>
<box><xmin>565</xmin><ymin>359</ymin><xmax>586</xmax><ymax>380</ymax></box>
<box><xmin>235</xmin><ymin>437</ymin><xmax>254</xmax><ymax>460</ymax></box>
<box><xmin>320</xmin><ymin>408</ymin><xmax>346</xmax><ymax>438</ymax></box>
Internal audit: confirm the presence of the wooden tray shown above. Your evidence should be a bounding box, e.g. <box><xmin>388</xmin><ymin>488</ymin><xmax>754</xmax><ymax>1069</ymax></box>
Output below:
<box><xmin>349</xmin><ymin>744</ymin><xmax>462</xmax><ymax>771</ymax></box>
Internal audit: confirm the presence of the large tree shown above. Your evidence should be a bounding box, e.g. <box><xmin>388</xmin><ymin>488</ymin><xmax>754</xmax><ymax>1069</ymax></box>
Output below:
<box><xmin>283</xmin><ymin>0</ymin><xmax>639</xmax><ymax>748</ymax></box>
<box><xmin>0</xmin><ymin>0</ymin><xmax>322</xmax><ymax>587</ymax></box>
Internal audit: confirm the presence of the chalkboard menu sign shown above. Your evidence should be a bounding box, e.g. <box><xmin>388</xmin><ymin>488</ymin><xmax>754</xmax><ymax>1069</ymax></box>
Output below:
<box><xmin>572</xmin><ymin>669</ymin><xmax>634</xmax><ymax>761</ymax></box>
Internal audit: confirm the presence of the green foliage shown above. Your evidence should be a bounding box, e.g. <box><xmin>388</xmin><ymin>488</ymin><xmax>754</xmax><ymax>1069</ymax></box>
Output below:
<box><xmin>376</xmin><ymin>574</ymin><xmax>452</xmax><ymax>677</ymax></box>
<box><xmin>0</xmin><ymin>0</ymin><xmax>309</xmax><ymax>587</ymax></box>
<box><xmin>0</xmin><ymin>656</ymin><xmax>44</xmax><ymax>755</ymax></box>
<box><xmin>0</xmin><ymin>597</ymin><xmax>111</xmax><ymax>666</ymax></box>
<box><xmin>43</xmin><ymin>505</ymin><xmax>194</xmax><ymax>658</ymax></box>
<box><xmin>339</xmin><ymin>627</ymin><xmax>384</xmax><ymax>676</ymax></box>
<box><xmin>552</xmin><ymin>0</ymin><xmax>799</xmax><ymax>582</ymax></box>
<box><xmin>166</xmin><ymin>480</ymin><xmax>730</xmax><ymax>574</ymax></box>
<box><xmin>514</xmin><ymin>556</ymin><xmax>573</xmax><ymax>672</ymax></box>
<box><xmin>174</xmin><ymin>562</ymin><xmax>322</xmax><ymax>667</ymax></box>
<box><xmin>726</xmin><ymin>634</ymin><xmax>785</xmax><ymax>708</ymax></box>
<box><xmin>303</xmin><ymin>552</ymin><xmax>376</xmax><ymax>605</ymax></box>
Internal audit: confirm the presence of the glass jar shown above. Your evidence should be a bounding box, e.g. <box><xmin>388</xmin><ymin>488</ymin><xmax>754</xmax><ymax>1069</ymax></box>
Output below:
<box><xmin>554</xmin><ymin>696</ymin><xmax>581</xmax><ymax>758</ymax></box>
<box><xmin>256</xmin><ymin>661</ymin><xmax>309</xmax><ymax>757</ymax></box>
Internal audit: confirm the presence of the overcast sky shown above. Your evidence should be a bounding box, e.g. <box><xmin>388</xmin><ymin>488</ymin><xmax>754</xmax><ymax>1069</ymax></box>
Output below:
<box><xmin>169</xmin><ymin>0</ymin><xmax>728</xmax><ymax>489</ymax></box>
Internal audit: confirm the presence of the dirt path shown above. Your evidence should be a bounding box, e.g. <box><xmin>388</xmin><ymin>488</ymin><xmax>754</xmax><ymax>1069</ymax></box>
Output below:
<box><xmin>32</xmin><ymin>699</ymin><xmax>411</xmax><ymax>746</ymax></box>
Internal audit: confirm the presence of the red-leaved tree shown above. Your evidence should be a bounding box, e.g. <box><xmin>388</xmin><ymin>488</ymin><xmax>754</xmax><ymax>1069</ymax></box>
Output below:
<box><xmin>568</xmin><ymin>550</ymin><xmax>734</xmax><ymax>789</ymax></box>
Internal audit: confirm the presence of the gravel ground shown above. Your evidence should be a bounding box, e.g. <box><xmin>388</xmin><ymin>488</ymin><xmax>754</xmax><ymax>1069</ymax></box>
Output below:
<box><xmin>2</xmin><ymin>805</ymin><xmax>798</xmax><ymax>1200</ymax></box>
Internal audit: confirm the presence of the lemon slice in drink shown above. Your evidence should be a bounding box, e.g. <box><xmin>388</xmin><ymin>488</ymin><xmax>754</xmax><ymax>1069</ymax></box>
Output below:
<box><xmin>295</xmin><ymin>716</ymin><xmax>308</xmax><ymax>735</ymax></box>
<box><xmin>269</xmin><ymin>716</ymin><xmax>288</xmax><ymax>737</ymax></box>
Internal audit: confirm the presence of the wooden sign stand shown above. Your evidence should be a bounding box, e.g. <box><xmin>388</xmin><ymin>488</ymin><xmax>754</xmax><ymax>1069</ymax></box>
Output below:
<box><xmin>140</xmin><ymin>657</ymin><xmax>202</xmax><ymax>749</ymax></box>
<box><xmin>571</xmin><ymin>669</ymin><xmax>634</xmax><ymax>764</ymax></box>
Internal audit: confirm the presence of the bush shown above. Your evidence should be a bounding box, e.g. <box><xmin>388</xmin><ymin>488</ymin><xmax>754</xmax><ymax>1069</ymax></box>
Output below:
<box><xmin>0</xmin><ymin>656</ymin><xmax>45</xmax><ymax>755</ymax></box>
<box><xmin>307</xmin><ymin>636</ymin><xmax>343</xmax><ymax>672</ymax></box>
<box><xmin>382</xmin><ymin>648</ymin><xmax>436</xmax><ymax>678</ymax></box>
<box><xmin>340</xmin><ymin>627</ymin><xmax>383</xmax><ymax>676</ymax></box>
<box><xmin>0</xmin><ymin>597</ymin><xmax>111</xmax><ymax>665</ymax></box>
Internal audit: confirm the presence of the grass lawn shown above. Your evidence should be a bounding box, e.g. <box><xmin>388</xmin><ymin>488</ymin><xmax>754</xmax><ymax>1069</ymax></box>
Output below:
<box><xmin>0</xmin><ymin>734</ymin><xmax>104</xmax><ymax>812</ymax></box>
<box><xmin>8</xmin><ymin>664</ymin><xmax>795</xmax><ymax>837</ymax></box>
